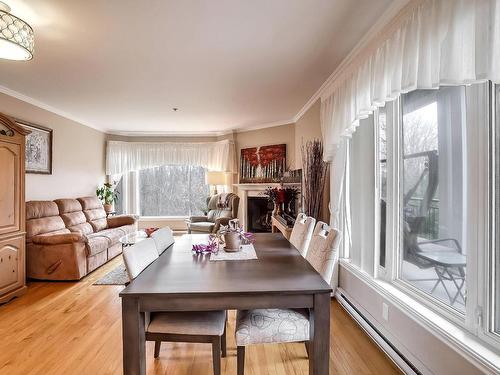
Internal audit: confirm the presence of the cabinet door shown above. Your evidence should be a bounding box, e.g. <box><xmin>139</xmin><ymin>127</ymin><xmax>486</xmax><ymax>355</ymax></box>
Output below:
<box><xmin>0</xmin><ymin>142</ymin><xmax>20</xmax><ymax>235</ymax></box>
<box><xmin>0</xmin><ymin>235</ymin><xmax>24</xmax><ymax>296</ymax></box>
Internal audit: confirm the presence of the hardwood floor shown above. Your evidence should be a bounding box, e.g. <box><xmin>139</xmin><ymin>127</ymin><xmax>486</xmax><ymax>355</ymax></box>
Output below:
<box><xmin>0</xmin><ymin>256</ymin><xmax>401</xmax><ymax>375</ymax></box>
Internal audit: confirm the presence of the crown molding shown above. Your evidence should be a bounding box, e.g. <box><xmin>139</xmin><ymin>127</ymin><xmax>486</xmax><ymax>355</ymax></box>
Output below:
<box><xmin>0</xmin><ymin>84</ymin><xmax>107</xmax><ymax>133</ymax></box>
<box><xmin>233</xmin><ymin>118</ymin><xmax>295</xmax><ymax>134</ymax></box>
<box><xmin>106</xmin><ymin>130</ymin><xmax>226</xmax><ymax>137</ymax></box>
<box><xmin>292</xmin><ymin>0</ymin><xmax>411</xmax><ymax>123</ymax></box>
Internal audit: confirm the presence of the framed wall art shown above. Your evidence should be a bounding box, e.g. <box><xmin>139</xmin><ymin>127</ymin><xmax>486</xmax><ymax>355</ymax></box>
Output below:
<box><xmin>18</xmin><ymin>120</ymin><xmax>53</xmax><ymax>174</ymax></box>
<box><xmin>240</xmin><ymin>143</ymin><xmax>286</xmax><ymax>183</ymax></box>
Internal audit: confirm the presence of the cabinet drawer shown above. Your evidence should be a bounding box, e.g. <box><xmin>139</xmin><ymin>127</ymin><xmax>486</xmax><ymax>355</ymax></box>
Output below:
<box><xmin>0</xmin><ymin>235</ymin><xmax>24</xmax><ymax>296</ymax></box>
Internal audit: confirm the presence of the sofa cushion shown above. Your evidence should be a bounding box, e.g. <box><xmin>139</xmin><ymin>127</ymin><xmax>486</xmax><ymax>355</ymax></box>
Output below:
<box><xmin>54</xmin><ymin>199</ymin><xmax>94</xmax><ymax>235</ymax></box>
<box><xmin>85</xmin><ymin>236</ymin><xmax>110</xmax><ymax>256</ymax></box>
<box><xmin>26</xmin><ymin>201</ymin><xmax>69</xmax><ymax>239</ymax></box>
<box><xmin>189</xmin><ymin>222</ymin><xmax>215</xmax><ymax>233</ymax></box>
<box><xmin>91</xmin><ymin>228</ymin><xmax>124</xmax><ymax>246</ymax></box>
<box><xmin>78</xmin><ymin>196</ymin><xmax>108</xmax><ymax>232</ymax></box>
<box><xmin>26</xmin><ymin>201</ymin><xmax>59</xmax><ymax>220</ymax></box>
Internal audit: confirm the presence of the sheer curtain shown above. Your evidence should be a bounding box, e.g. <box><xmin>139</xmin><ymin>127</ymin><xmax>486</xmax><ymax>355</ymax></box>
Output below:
<box><xmin>321</xmin><ymin>0</ymin><xmax>500</xmax><ymax>161</ymax></box>
<box><xmin>106</xmin><ymin>139</ymin><xmax>234</xmax><ymax>175</ymax></box>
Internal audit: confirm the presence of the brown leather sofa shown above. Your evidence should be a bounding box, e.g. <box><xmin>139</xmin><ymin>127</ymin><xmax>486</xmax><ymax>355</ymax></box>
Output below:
<box><xmin>26</xmin><ymin>196</ymin><xmax>137</xmax><ymax>280</ymax></box>
<box><xmin>186</xmin><ymin>193</ymin><xmax>239</xmax><ymax>233</ymax></box>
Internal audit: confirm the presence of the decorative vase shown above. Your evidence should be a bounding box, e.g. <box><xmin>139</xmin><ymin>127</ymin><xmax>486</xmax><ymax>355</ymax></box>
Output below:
<box><xmin>103</xmin><ymin>203</ymin><xmax>113</xmax><ymax>214</ymax></box>
<box><xmin>224</xmin><ymin>232</ymin><xmax>241</xmax><ymax>252</ymax></box>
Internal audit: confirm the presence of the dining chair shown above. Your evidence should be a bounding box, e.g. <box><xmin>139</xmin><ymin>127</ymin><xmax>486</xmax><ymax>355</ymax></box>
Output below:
<box><xmin>234</xmin><ymin>221</ymin><xmax>341</xmax><ymax>375</ymax></box>
<box><xmin>122</xmin><ymin>238</ymin><xmax>227</xmax><ymax>375</ymax></box>
<box><xmin>289</xmin><ymin>213</ymin><xmax>316</xmax><ymax>257</ymax></box>
<box><xmin>150</xmin><ymin>226</ymin><xmax>175</xmax><ymax>255</ymax></box>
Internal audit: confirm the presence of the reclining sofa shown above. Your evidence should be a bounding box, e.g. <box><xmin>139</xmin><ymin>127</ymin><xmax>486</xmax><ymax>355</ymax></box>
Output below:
<box><xmin>26</xmin><ymin>196</ymin><xmax>137</xmax><ymax>280</ymax></box>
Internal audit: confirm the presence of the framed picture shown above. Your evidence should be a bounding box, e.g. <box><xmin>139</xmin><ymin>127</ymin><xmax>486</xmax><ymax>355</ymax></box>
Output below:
<box><xmin>18</xmin><ymin>120</ymin><xmax>53</xmax><ymax>174</ymax></box>
<box><xmin>240</xmin><ymin>143</ymin><xmax>286</xmax><ymax>183</ymax></box>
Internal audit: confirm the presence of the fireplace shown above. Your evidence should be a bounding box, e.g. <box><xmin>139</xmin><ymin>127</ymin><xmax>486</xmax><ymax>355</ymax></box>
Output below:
<box><xmin>247</xmin><ymin>196</ymin><xmax>273</xmax><ymax>232</ymax></box>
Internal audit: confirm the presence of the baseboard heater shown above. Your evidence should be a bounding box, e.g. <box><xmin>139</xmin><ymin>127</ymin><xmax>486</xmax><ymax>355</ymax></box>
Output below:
<box><xmin>336</xmin><ymin>292</ymin><xmax>422</xmax><ymax>375</ymax></box>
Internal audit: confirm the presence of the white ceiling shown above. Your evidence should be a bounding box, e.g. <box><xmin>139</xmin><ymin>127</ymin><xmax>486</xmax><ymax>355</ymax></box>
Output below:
<box><xmin>1</xmin><ymin>0</ymin><xmax>395</xmax><ymax>134</ymax></box>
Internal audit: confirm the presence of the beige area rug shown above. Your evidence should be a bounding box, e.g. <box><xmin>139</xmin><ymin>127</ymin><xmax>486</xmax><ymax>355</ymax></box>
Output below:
<box><xmin>93</xmin><ymin>263</ymin><xmax>129</xmax><ymax>285</ymax></box>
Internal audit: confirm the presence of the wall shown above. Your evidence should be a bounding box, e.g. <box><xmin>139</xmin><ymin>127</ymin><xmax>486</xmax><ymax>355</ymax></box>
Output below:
<box><xmin>293</xmin><ymin>100</ymin><xmax>330</xmax><ymax>223</ymax></box>
<box><xmin>339</xmin><ymin>265</ymin><xmax>487</xmax><ymax>375</ymax></box>
<box><xmin>0</xmin><ymin>93</ymin><xmax>106</xmax><ymax>201</ymax></box>
<box><xmin>294</xmin><ymin>99</ymin><xmax>322</xmax><ymax>169</ymax></box>
<box><xmin>234</xmin><ymin>123</ymin><xmax>295</xmax><ymax>172</ymax></box>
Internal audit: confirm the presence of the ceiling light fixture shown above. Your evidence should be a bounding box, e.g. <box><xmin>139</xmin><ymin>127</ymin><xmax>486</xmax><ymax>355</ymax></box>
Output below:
<box><xmin>0</xmin><ymin>1</ymin><xmax>34</xmax><ymax>61</ymax></box>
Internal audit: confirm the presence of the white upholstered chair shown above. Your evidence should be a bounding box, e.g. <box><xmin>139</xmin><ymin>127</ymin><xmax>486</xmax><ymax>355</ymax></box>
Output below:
<box><xmin>289</xmin><ymin>213</ymin><xmax>316</xmax><ymax>257</ymax></box>
<box><xmin>122</xmin><ymin>238</ymin><xmax>159</xmax><ymax>280</ymax></box>
<box><xmin>234</xmin><ymin>221</ymin><xmax>341</xmax><ymax>375</ymax></box>
<box><xmin>122</xmin><ymin>238</ymin><xmax>227</xmax><ymax>375</ymax></box>
<box><xmin>150</xmin><ymin>226</ymin><xmax>175</xmax><ymax>255</ymax></box>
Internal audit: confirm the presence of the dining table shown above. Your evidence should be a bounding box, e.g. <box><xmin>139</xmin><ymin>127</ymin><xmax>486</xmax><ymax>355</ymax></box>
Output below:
<box><xmin>120</xmin><ymin>232</ymin><xmax>332</xmax><ymax>375</ymax></box>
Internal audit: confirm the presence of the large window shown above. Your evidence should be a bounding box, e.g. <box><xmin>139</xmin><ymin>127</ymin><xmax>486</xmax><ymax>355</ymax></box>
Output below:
<box><xmin>115</xmin><ymin>165</ymin><xmax>209</xmax><ymax>217</ymax></box>
<box><xmin>399</xmin><ymin>88</ymin><xmax>467</xmax><ymax>313</ymax></box>
<box><xmin>345</xmin><ymin>82</ymin><xmax>500</xmax><ymax>352</ymax></box>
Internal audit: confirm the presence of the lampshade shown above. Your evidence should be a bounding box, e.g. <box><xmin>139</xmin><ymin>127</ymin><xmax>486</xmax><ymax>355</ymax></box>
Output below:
<box><xmin>0</xmin><ymin>2</ymin><xmax>34</xmax><ymax>61</ymax></box>
<box><xmin>205</xmin><ymin>171</ymin><xmax>227</xmax><ymax>186</ymax></box>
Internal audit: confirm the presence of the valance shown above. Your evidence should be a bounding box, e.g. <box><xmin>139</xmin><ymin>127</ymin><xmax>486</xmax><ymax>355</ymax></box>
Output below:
<box><xmin>106</xmin><ymin>139</ymin><xmax>234</xmax><ymax>175</ymax></box>
<box><xmin>321</xmin><ymin>0</ymin><xmax>500</xmax><ymax>161</ymax></box>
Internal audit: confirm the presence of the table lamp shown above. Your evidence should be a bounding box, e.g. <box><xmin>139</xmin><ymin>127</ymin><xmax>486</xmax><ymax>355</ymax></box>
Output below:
<box><xmin>205</xmin><ymin>171</ymin><xmax>226</xmax><ymax>195</ymax></box>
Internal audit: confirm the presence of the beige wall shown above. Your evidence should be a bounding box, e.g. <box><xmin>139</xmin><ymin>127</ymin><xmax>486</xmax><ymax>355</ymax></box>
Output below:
<box><xmin>0</xmin><ymin>93</ymin><xmax>106</xmax><ymax>201</ymax></box>
<box><xmin>294</xmin><ymin>99</ymin><xmax>322</xmax><ymax>169</ymax></box>
<box><xmin>234</xmin><ymin>123</ymin><xmax>295</xmax><ymax>173</ymax></box>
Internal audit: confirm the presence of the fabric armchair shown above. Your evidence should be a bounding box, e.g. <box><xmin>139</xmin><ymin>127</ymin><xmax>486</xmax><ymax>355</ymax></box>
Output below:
<box><xmin>186</xmin><ymin>193</ymin><xmax>240</xmax><ymax>234</ymax></box>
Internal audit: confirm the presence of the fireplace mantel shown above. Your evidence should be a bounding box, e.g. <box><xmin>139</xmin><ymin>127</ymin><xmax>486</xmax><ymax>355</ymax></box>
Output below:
<box><xmin>233</xmin><ymin>183</ymin><xmax>300</xmax><ymax>231</ymax></box>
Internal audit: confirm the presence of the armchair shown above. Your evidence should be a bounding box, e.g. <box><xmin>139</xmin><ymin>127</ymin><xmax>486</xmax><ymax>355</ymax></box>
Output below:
<box><xmin>186</xmin><ymin>193</ymin><xmax>240</xmax><ymax>234</ymax></box>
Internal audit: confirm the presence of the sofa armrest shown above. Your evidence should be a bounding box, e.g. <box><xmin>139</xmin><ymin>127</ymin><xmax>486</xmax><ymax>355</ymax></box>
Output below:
<box><xmin>188</xmin><ymin>216</ymin><xmax>209</xmax><ymax>223</ymax></box>
<box><xmin>107</xmin><ymin>214</ymin><xmax>138</xmax><ymax>228</ymax></box>
<box><xmin>31</xmin><ymin>233</ymin><xmax>87</xmax><ymax>245</ymax></box>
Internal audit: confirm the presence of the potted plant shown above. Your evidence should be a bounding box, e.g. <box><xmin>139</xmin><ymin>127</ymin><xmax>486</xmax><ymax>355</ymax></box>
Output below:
<box><xmin>217</xmin><ymin>219</ymin><xmax>255</xmax><ymax>252</ymax></box>
<box><xmin>96</xmin><ymin>182</ymin><xmax>119</xmax><ymax>214</ymax></box>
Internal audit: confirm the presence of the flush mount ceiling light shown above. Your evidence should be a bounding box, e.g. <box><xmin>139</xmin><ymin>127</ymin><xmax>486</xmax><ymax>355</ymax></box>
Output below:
<box><xmin>0</xmin><ymin>1</ymin><xmax>34</xmax><ymax>61</ymax></box>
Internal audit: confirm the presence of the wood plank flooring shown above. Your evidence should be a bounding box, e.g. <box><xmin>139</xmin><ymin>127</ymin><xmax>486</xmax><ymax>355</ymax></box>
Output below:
<box><xmin>0</xmin><ymin>256</ymin><xmax>401</xmax><ymax>375</ymax></box>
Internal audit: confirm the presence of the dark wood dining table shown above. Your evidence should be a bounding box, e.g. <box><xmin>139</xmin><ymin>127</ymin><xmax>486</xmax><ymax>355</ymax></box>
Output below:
<box><xmin>120</xmin><ymin>233</ymin><xmax>332</xmax><ymax>375</ymax></box>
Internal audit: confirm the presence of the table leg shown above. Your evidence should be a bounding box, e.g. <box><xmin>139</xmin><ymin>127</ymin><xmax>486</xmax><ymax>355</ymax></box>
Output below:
<box><xmin>122</xmin><ymin>297</ymin><xmax>146</xmax><ymax>375</ymax></box>
<box><xmin>309</xmin><ymin>293</ymin><xmax>330</xmax><ymax>375</ymax></box>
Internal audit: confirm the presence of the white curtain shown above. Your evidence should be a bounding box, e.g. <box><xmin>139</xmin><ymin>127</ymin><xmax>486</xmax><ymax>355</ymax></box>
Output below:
<box><xmin>321</xmin><ymin>0</ymin><xmax>500</xmax><ymax>161</ymax></box>
<box><xmin>106</xmin><ymin>139</ymin><xmax>234</xmax><ymax>175</ymax></box>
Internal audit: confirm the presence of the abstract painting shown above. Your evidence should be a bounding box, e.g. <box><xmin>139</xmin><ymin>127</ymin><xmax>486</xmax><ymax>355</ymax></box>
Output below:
<box><xmin>240</xmin><ymin>144</ymin><xmax>286</xmax><ymax>183</ymax></box>
<box><xmin>19</xmin><ymin>120</ymin><xmax>53</xmax><ymax>174</ymax></box>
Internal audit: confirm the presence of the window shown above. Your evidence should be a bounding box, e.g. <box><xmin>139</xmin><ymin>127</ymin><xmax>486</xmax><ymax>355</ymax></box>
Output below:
<box><xmin>115</xmin><ymin>165</ymin><xmax>209</xmax><ymax>217</ymax></box>
<box><xmin>494</xmin><ymin>84</ymin><xmax>500</xmax><ymax>335</ymax></box>
<box><xmin>378</xmin><ymin>106</ymin><xmax>387</xmax><ymax>269</ymax></box>
<box><xmin>399</xmin><ymin>87</ymin><xmax>467</xmax><ymax>313</ymax></box>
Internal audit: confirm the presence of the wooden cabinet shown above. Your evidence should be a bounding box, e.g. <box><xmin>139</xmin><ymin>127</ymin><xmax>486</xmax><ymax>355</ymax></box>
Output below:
<box><xmin>0</xmin><ymin>113</ymin><xmax>29</xmax><ymax>304</ymax></box>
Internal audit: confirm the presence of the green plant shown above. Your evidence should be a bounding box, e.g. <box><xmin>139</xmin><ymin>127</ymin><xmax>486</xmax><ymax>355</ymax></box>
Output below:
<box><xmin>96</xmin><ymin>182</ymin><xmax>119</xmax><ymax>205</ymax></box>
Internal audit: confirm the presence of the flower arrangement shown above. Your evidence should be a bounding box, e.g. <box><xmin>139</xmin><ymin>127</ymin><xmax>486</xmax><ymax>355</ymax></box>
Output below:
<box><xmin>262</xmin><ymin>185</ymin><xmax>300</xmax><ymax>216</ymax></box>
<box><xmin>192</xmin><ymin>234</ymin><xmax>219</xmax><ymax>254</ymax></box>
<box><xmin>191</xmin><ymin>219</ymin><xmax>254</xmax><ymax>254</ymax></box>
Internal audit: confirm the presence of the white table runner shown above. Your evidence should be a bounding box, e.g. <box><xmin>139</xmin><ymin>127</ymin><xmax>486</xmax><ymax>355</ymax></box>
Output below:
<box><xmin>210</xmin><ymin>244</ymin><xmax>258</xmax><ymax>261</ymax></box>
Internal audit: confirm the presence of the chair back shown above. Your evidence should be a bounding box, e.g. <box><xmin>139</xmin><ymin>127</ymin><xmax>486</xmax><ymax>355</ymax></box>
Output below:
<box><xmin>123</xmin><ymin>238</ymin><xmax>159</xmax><ymax>280</ymax></box>
<box><xmin>305</xmin><ymin>221</ymin><xmax>342</xmax><ymax>283</ymax></box>
<box><xmin>289</xmin><ymin>213</ymin><xmax>316</xmax><ymax>257</ymax></box>
<box><xmin>151</xmin><ymin>227</ymin><xmax>175</xmax><ymax>255</ymax></box>
<box><xmin>206</xmin><ymin>193</ymin><xmax>240</xmax><ymax>223</ymax></box>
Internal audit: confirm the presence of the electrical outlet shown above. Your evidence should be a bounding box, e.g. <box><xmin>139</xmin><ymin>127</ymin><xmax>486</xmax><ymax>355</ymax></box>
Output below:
<box><xmin>382</xmin><ymin>302</ymin><xmax>389</xmax><ymax>321</ymax></box>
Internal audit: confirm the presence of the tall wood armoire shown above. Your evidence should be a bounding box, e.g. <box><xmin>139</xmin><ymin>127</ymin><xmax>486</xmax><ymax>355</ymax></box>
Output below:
<box><xmin>0</xmin><ymin>113</ymin><xmax>29</xmax><ymax>304</ymax></box>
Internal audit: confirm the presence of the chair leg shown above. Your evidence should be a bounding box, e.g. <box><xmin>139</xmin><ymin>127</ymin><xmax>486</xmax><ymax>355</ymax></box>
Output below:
<box><xmin>221</xmin><ymin>322</ymin><xmax>227</xmax><ymax>358</ymax></box>
<box><xmin>154</xmin><ymin>340</ymin><xmax>161</xmax><ymax>358</ymax></box>
<box><xmin>237</xmin><ymin>346</ymin><xmax>245</xmax><ymax>375</ymax></box>
<box><xmin>212</xmin><ymin>337</ymin><xmax>221</xmax><ymax>375</ymax></box>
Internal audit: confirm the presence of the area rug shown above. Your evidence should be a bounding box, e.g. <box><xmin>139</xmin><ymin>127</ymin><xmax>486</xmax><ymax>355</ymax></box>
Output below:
<box><xmin>94</xmin><ymin>263</ymin><xmax>129</xmax><ymax>285</ymax></box>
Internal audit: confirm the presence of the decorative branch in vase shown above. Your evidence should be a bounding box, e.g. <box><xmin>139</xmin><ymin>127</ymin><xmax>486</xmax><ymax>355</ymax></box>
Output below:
<box><xmin>301</xmin><ymin>139</ymin><xmax>328</xmax><ymax>220</ymax></box>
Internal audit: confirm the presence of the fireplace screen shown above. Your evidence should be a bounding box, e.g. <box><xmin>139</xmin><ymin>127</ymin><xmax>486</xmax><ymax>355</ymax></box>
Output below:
<box><xmin>247</xmin><ymin>196</ymin><xmax>273</xmax><ymax>232</ymax></box>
